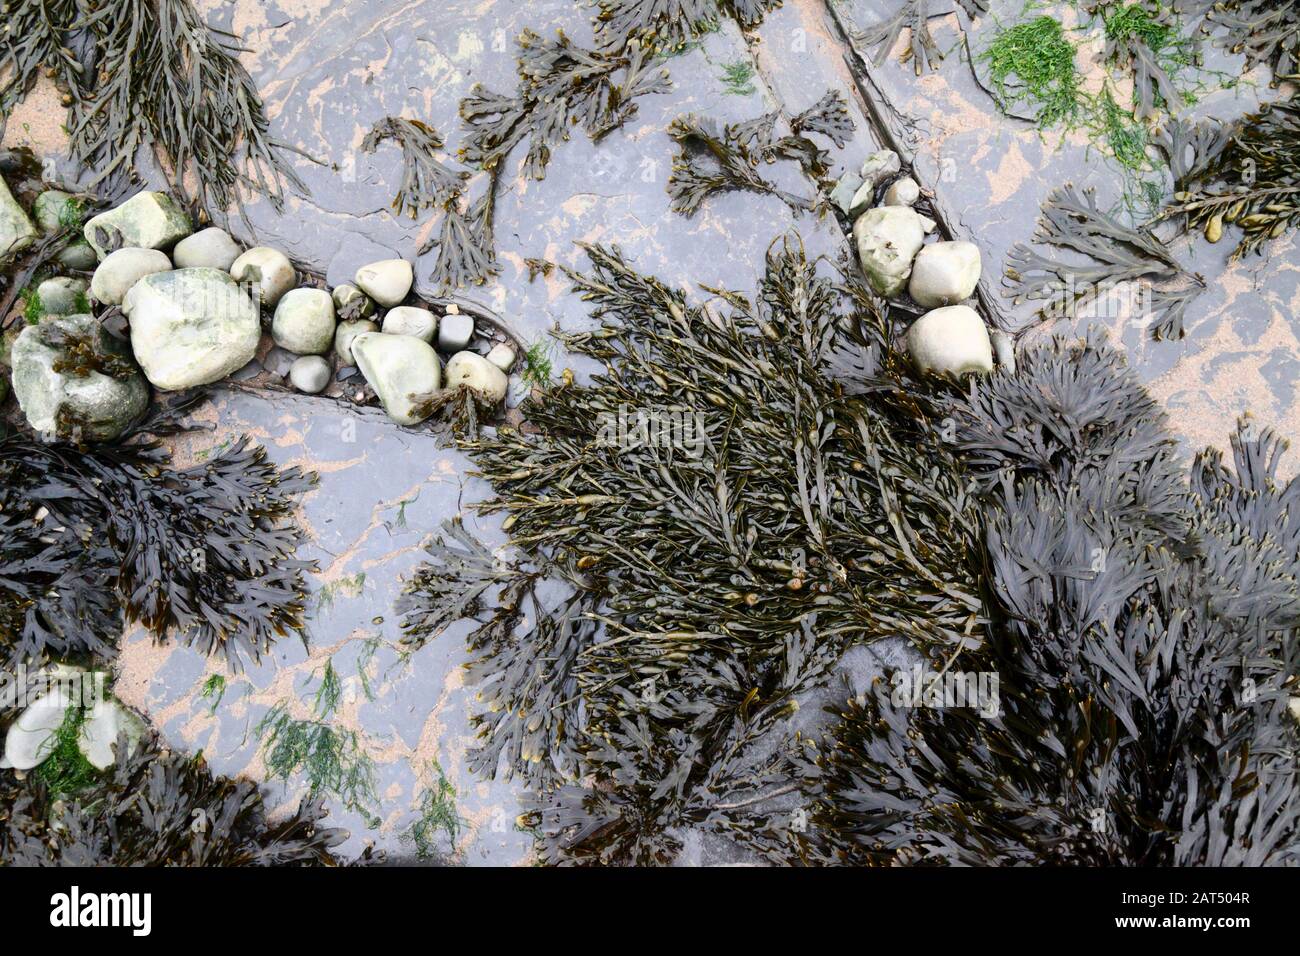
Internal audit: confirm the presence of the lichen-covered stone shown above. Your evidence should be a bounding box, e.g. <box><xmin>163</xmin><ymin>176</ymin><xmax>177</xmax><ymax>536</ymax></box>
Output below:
<box><xmin>36</xmin><ymin>276</ymin><xmax>90</xmax><ymax>316</ymax></box>
<box><xmin>83</xmin><ymin>190</ymin><xmax>192</xmax><ymax>260</ymax></box>
<box><xmin>57</xmin><ymin>239</ymin><xmax>99</xmax><ymax>271</ymax></box>
<box><xmin>11</xmin><ymin>313</ymin><xmax>149</xmax><ymax>441</ymax></box>
<box><xmin>0</xmin><ymin>174</ymin><xmax>38</xmax><ymax>259</ymax></box>
<box><xmin>853</xmin><ymin>206</ymin><xmax>925</xmax><ymax>297</ymax></box>
<box><xmin>351</xmin><ymin>332</ymin><xmax>441</xmax><ymax>426</ymax></box>
<box><xmin>33</xmin><ymin>190</ymin><xmax>79</xmax><ymax>234</ymax></box>
<box><xmin>127</xmin><ymin>268</ymin><xmax>260</xmax><ymax>390</ymax></box>
<box><xmin>272</xmin><ymin>288</ymin><xmax>336</xmax><ymax>355</ymax></box>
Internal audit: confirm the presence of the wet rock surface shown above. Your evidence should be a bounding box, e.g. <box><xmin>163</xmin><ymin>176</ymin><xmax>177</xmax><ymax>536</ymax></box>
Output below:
<box><xmin>2</xmin><ymin>0</ymin><xmax>1294</xmax><ymax>864</ymax></box>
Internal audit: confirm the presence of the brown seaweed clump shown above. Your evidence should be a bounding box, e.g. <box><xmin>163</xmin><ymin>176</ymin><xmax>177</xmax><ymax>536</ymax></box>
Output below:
<box><xmin>400</xmin><ymin>240</ymin><xmax>1300</xmax><ymax>866</ymax></box>
<box><xmin>0</xmin><ymin>399</ymin><xmax>318</xmax><ymax>671</ymax></box>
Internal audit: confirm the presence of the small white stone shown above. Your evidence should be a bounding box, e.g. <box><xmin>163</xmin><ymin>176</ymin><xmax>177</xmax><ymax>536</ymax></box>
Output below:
<box><xmin>382</xmin><ymin>306</ymin><xmax>437</xmax><ymax>343</ymax></box>
<box><xmin>918</xmin><ymin>214</ymin><xmax>938</xmax><ymax>233</ymax></box>
<box><xmin>173</xmin><ymin>227</ymin><xmax>242</xmax><ymax>271</ymax></box>
<box><xmin>882</xmin><ymin>177</ymin><xmax>920</xmax><ymax>207</ymax></box>
<box><xmin>908</xmin><ymin>241</ymin><xmax>981</xmax><ymax>308</ymax></box>
<box><xmin>906</xmin><ymin>305</ymin><xmax>993</xmax><ymax>378</ymax></box>
<box><xmin>272</xmin><ymin>288</ymin><xmax>336</xmax><ymax>355</ymax></box>
<box><xmin>830</xmin><ymin>170</ymin><xmax>865</xmax><ymax>216</ymax></box>
<box><xmin>486</xmin><ymin>342</ymin><xmax>517</xmax><ymax>372</ymax></box>
<box><xmin>991</xmin><ymin>330</ymin><xmax>1016</xmax><ymax>373</ymax></box>
<box><xmin>230</xmin><ymin>246</ymin><xmax>296</xmax><ymax>308</ymax></box>
<box><xmin>335</xmin><ymin>318</ymin><xmax>379</xmax><ymax>365</ymax></box>
<box><xmin>90</xmin><ymin>247</ymin><xmax>171</xmax><ymax>305</ymax></box>
<box><xmin>437</xmin><ymin>312</ymin><xmax>474</xmax><ymax>352</ymax></box>
<box><xmin>445</xmin><ymin>350</ymin><xmax>509</xmax><ymax>405</ymax></box>
<box><xmin>0</xmin><ymin>686</ymin><xmax>72</xmax><ymax>771</ymax></box>
<box><xmin>354</xmin><ymin>259</ymin><xmax>413</xmax><ymax>308</ymax></box>
<box><xmin>847</xmin><ymin>180</ymin><xmax>876</xmax><ymax>219</ymax></box>
<box><xmin>289</xmin><ymin>355</ymin><xmax>332</xmax><ymax>394</ymax></box>
<box><xmin>76</xmin><ymin>699</ymin><xmax>145</xmax><ymax>771</ymax></box>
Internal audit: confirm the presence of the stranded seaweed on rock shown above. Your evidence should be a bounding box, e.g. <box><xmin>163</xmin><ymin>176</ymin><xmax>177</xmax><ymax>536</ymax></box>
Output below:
<box><xmin>398</xmin><ymin>238</ymin><xmax>991</xmax><ymax>863</ymax></box>
<box><xmin>396</xmin><ymin>239</ymin><xmax>1300</xmax><ymax>866</ymax></box>
<box><xmin>0</xmin><ymin>666</ymin><xmax>347</xmax><ymax>866</ymax></box>
<box><xmin>803</xmin><ymin>333</ymin><xmax>1300</xmax><ymax>866</ymax></box>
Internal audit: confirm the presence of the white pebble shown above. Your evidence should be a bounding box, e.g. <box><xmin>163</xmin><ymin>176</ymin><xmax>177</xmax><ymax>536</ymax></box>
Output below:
<box><xmin>906</xmin><ymin>305</ymin><xmax>993</xmax><ymax>378</ymax></box>
<box><xmin>486</xmin><ymin>342</ymin><xmax>517</xmax><ymax>372</ymax></box>
<box><xmin>437</xmin><ymin>312</ymin><xmax>474</xmax><ymax>352</ymax></box>
<box><xmin>231</xmin><ymin>246</ymin><xmax>296</xmax><ymax>308</ymax></box>
<box><xmin>289</xmin><ymin>355</ymin><xmax>332</xmax><ymax>394</ymax></box>
<box><xmin>445</xmin><ymin>350</ymin><xmax>508</xmax><ymax>404</ymax></box>
<box><xmin>382</xmin><ymin>306</ymin><xmax>437</xmax><ymax>343</ymax></box>
<box><xmin>882</xmin><ymin>177</ymin><xmax>920</xmax><ymax>207</ymax></box>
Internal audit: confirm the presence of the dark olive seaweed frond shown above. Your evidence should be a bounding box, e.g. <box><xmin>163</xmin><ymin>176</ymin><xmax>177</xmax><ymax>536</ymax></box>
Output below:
<box><xmin>591</xmin><ymin>0</ymin><xmax>783</xmax><ymax>54</ymax></box>
<box><xmin>361</xmin><ymin>117</ymin><xmax>468</xmax><ymax>218</ymax></box>
<box><xmin>401</xmin><ymin>238</ymin><xmax>988</xmax><ymax>862</ymax></box>
<box><xmin>1096</xmin><ymin>1</ymin><xmax>1190</xmax><ymax>120</ymax></box>
<box><xmin>667</xmin><ymin>93</ymin><xmax>853</xmax><ymax>216</ymax></box>
<box><xmin>1177</xmin><ymin>0</ymin><xmax>1300</xmax><ymax>82</ymax></box>
<box><xmin>800</xmin><ymin>333</ymin><xmax>1300</xmax><ymax>866</ymax></box>
<box><xmin>1156</xmin><ymin>113</ymin><xmax>1237</xmax><ymax>184</ymax></box>
<box><xmin>854</xmin><ymin>0</ymin><xmax>989</xmax><ymax>74</ymax></box>
<box><xmin>64</xmin><ymin>0</ymin><xmax>305</xmax><ymax>215</ymax></box>
<box><xmin>459</xmin><ymin>29</ymin><xmax>670</xmax><ymax>180</ymax></box>
<box><xmin>396</xmin><ymin>518</ymin><xmax>537</xmax><ymax>649</ymax></box>
<box><xmin>1004</xmin><ymin>184</ymin><xmax>1205</xmax><ymax>339</ymax></box>
<box><xmin>667</xmin><ymin>113</ymin><xmax>802</xmax><ymax>215</ymax></box>
<box><xmin>423</xmin><ymin>173</ymin><xmax>500</xmax><ymax>290</ymax></box>
<box><xmin>445</xmin><ymin>29</ymin><xmax>667</xmax><ymax>289</ymax></box>
<box><xmin>0</xmin><ymin>0</ymin><xmax>90</xmax><ymax>118</ymax></box>
<box><xmin>0</xmin><ymin>733</ymin><xmax>347</xmax><ymax>865</ymax></box>
<box><xmin>1161</xmin><ymin>96</ymin><xmax>1300</xmax><ymax>258</ymax></box>
<box><xmin>790</xmin><ymin>90</ymin><xmax>856</xmax><ymax>148</ymax></box>
<box><xmin>0</xmin><ymin>424</ymin><xmax>318</xmax><ymax>670</ymax></box>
